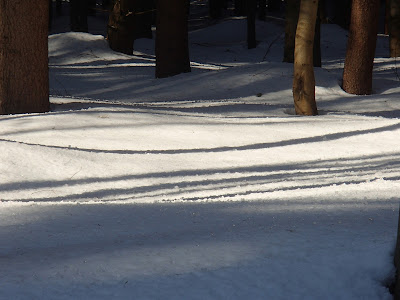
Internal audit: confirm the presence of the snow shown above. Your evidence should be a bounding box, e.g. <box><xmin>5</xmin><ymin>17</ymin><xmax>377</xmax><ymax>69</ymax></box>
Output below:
<box><xmin>1</xmin><ymin>16</ymin><xmax>400</xmax><ymax>299</ymax></box>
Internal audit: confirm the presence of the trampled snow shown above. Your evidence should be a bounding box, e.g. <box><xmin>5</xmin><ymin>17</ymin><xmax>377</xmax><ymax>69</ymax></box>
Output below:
<box><xmin>1</xmin><ymin>16</ymin><xmax>400</xmax><ymax>299</ymax></box>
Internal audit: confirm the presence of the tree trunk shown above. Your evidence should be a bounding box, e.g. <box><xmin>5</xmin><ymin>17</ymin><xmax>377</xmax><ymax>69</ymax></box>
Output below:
<box><xmin>342</xmin><ymin>0</ymin><xmax>380</xmax><ymax>95</ymax></box>
<box><xmin>385</xmin><ymin>0</ymin><xmax>390</xmax><ymax>35</ymax></box>
<box><xmin>284</xmin><ymin>0</ymin><xmax>300</xmax><ymax>63</ymax></box>
<box><xmin>293</xmin><ymin>0</ymin><xmax>319</xmax><ymax>116</ymax></box>
<box><xmin>258</xmin><ymin>0</ymin><xmax>267</xmax><ymax>21</ymax></box>
<box><xmin>70</xmin><ymin>0</ymin><xmax>88</xmax><ymax>32</ymax></box>
<box><xmin>56</xmin><ymin>0</ymin><xmax>63</xmax><ymax>16</ymax></box>
<box><xmin>134</xmin><ymin>0</ymin><xmax>154</xmax><ymax>40</ymax></box>
<box><xmin>247</xmin><ymin>0</ymin><xmax>257</xmax><ymax>49</ymax></box>
<box><xmin>235</xmin><ymin>0</ymin><xmax>245</xmax><ymax>16</ymax></box>
<box><xmin>394</xmin><ymin>208</ymin><xmax>400</xmax><ymax>299</ymax></box>
<box><xmin>335</xmin><ymin>0</ymin><xmax>352</xmax><ymax>29</ymax></box>
<box><xmin>156</xmin><ymin>0</ymin><xmax>191</xmax><ymax>78</ymax></box>
<box><xmin>390</xmin><ymin>0</ymin><xmax>400</xmax><ymax>57</ymax></box>
<box><xmin>313</xmin><ymin>5</ymin><xmax>322</xmax><ymax>67</ymax></box>
<box><xmin>107</xmin><ymin>0</ymin><xmax>136</xmax><ymax>55</ymax></box>
<box><xmin>49</xmin><ymin>0</ymin><xmax>53</xmax><ymax>30</ymax></box>
<box><xmin>209</xmin><ymin>0</ymin><xmax>223</xmax><ymax>19</ymax></box>
<box><xmin>0</xmin><ymin>0</ymin><xmax>49</xmax><ymax>115</ymax></box>
<box><xmin>284</xmin><ymin>0</ymin><xmax>321</xmax><ymax>67</ymax></box>
<box><xmin>268</xmin><ymin>0</ymin><xmax>281</xmax><ymax>11</ymax></box>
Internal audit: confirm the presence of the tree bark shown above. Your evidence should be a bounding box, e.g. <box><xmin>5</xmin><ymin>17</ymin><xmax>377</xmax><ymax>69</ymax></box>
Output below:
<box><xmin>234</xmin><ymin>0</ymin><xmax>245</xmax><ymax>16</ymax></box>
<box><xmin>0</xmin><ymin>0</ymin><xmax>49</xmax><ymax>115</ymax></box>
<box><xmin>247</xmin><ymin>0</ymin><xmax>257</xmax><ymax>49</ymax></box>
<box><xmin>390</xmin><ymin>0</ymin><xmax>400</xmax><ymax>57</ymax></box>
<box><xmin>284</xmin><ymin>0</ymin><xmax>300</xmax><ymax>63</ymax></box>
<box><xmin>342</xmin><ymin>0</ymin><xmax>380</xmax><ymax>95</ymax></box>
<box><xmin>284</xmin><ymin>0</ymin><xmax>321</xmax><ymax>67</ymax></box>
<box><xmin>209</xmin><ymin>0</ymin><xmax>223</xmax><ymax>19</ymax></box>
<box><xmin>70</xmin><ymin>0</ymin><xmax>88</xmax><ymax>32</ymax></box>
<box><xmin>313</xmin><ymin>5</ymin><xmax>322</xmax><ymax>67</ymax></box>
<box><xmin>107</xmin><ymin>0</ymin><xmax>136</xmax><ymax>55</ymax></box>
<box><xmin>258</xmin><ymin>0</ymin><xmax>267</xmax><ymax>21</ymax></box>
<box><xmin>293</xmin><ymin>0</ymin><xmax>319</xmax><ymax>116</ymax></box>
<box><xmin>394</xmin><ymin>208</ymin><xmax>400</xmax><ymax>299</ymax></box>
<box><xmin>156</xmin><ymin>0</ymin><xmax>191</xmax><ymax>78</ymax></box>
<box><xmin>56</xmin><ymin>0</ymin><xmax>63</xmax><ymax>16</ymax></box>
<box><xmin>134</xmin><ymin>0</ymin><xmax>154</xmax><ymax>40</ymax></box>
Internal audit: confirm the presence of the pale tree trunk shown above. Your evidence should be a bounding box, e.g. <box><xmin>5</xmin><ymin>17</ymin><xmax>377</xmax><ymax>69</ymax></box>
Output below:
<box><xmin>342</xmin><ymin>0</ymin><xmax>380</xmax><ymax>95</ymax></box>
<box><xmin>283</xmin><ymin>0</ymin><xmax>300</xmax><ymax>63</ymax></box>
<box><xmin>284</xmin><ymin>0</ymin><xmax>321</xmax><ymax>67</ymax></box>
<box><xmin>156</xmin><ymin>0</ymin><xmax>191</xmax><ymax>78</ymax></box>
<box><xmin>293</xmin><ymin>0</ymin><xmax>319</xmax><ymax>116</ymax></box>
<box><xmin>107</xmin><ymin>0</ymin><xmax>136</xmax><ymax>55</ymax></box>
<box><xmin>390</xmin><ymin>0</ymin><xmax>400</xmax><ymax>57</ymax></box>
<box><xmin>0</xmin><ymin>0</ymin><xmax>49</xmax><ymax>115</ymax></box>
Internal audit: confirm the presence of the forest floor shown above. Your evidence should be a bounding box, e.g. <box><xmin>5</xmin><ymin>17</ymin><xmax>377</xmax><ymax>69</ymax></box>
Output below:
<box><xmin>1</xmin><ymin>3</ymin><xmax>400</xmax><ymax>299</ymax></box>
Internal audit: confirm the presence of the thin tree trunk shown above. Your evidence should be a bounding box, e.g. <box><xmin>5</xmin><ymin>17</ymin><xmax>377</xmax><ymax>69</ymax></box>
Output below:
<box><xmin>342</xmin><ymin>0</ymin><xmax>380</xmax><ymax>95</ymax></box>
<box><xmin>390</xmin><ymin>0</ymin><xmax>400</xmax><ymax>57</ymax></box>
<box><xmin>293</xmin><ymin>0</ymin><xmax>319</xmax><ymax>116</ymax></box>
<box><xmin>107</xmin><ymin>0</ymin><xmax>136</xmax><ymax>55</ymax></box>
<box><xmin>313</xmin><ymin>5</ymin><xmax>322</xmax><ymax>67</ymax></box>
<box><xmin>394</xmin><ymin>208</ymin><xmax>400</xmax><ymax>299</ymax></box>
<box><xmin>258</xmin><ymin>0</ymin><xmax>266</xmax><ymax>21</ymax></box>
<box><xmin>70</xmin><ymin>0</ymin><xmax>88</xmax><ymax>32</ymax></box>
<box><xmin>134</xmin><ymin>0</ymin><xmax>154</xmax><ymax>40</ymax></box>
<box><xmin>247</xmin><ymin>0</ymin><xmax>257</xmax><ymax>49</ymax></box>
<box><xmin>284</xmin><ymin>0</ymin><xmax>300</xmax><ymax>63</ymax></box>
<box><xmin>49</xmin><ymin>0</ymin><xmax>53</xmax><ymax>30</ymax></box>
<box><xmin>56</xmin><ymin>0</ymin><xmax>63</xmax><ymax>15</ymax></box>
<box><xmin>156</xmin><ymin>0</ymin><xmax>191</xmax><ymax>78</ymax></box>
<box><xmin>284</xmin><ymin>0</ymin><xmax>321</xmax><ymax>67</ymax></box>
<box><xmin>235</xmin><ymin>0</ymin><xmax>245</xmax><ymax>16</ymax></box>
<box><xmin>385</xmin><ymin>0</ymin><xmax>390</xmax><ymax>35</ymax></box>
<box><xmin>209</xmin><ymin>0</ymin><xmax>223</xmax><ymax>19</ymax></box>
<box><xmin>0</xmin><ymin>0</ymin><xmax>49</xmax><ymax>114</ymax></box>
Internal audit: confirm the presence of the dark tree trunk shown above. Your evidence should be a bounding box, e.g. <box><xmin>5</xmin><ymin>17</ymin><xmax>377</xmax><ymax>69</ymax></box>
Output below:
<box><xmin>293</xmin><ymin>0</ymin><xmax>319</xmax><ymax>116</ymax></box>
<box><xmin>394</xmin><ymin>208</ymin><xmax>400</xmax><ymax>299</ymax></box>
<box><xmin>335</xmin><ymin>0</ymin><xmax>352</xmax><ymax>29</ymax></box>
<box><xmin>56</xmin><ymin>0</ymin><xmax>63</xmax><ymax>16</ymax></box>
<box><xmin>49</xmin><ymin>0</ymin><xmax>53</xmax><ymax>30</ymax></box>
<box><xmin>134</xmin><ymin>0</ymin><xmax>154</xmax><ymax>39</ymax></box>
<box><xmin>268</xmin><ymin>0</ymin><xmax>281</xmax><ymax>11</ymax></box>
<box><xmin>390</xmin><ymin>0</ymin><xmax>400</xmax><ymax>57</ymax></box>
<box><xmin>209</xmin><ymin>0</ymin><xmax>224</xmax><ymax>19</ymax></box>
<box><xmin>283</xmin><ymin>0</ymin><xmax>300</xmax><ymax>63</ymax></box>
<box><xmin>102</xmin><ymin>0</ymin><xmax>112</xmax><ymax>10</ymax></box>
<box><xmin>258</xmin><ymin>0</ymin><xmax>267</xmax><ymax>20</ymax></box>
<box><xmin>70</xmin><ymin>0</ymin><xmax>88</xmax><ymax>32</ymax></box>
<box><xmin>0</xmin><ymin>0</ymin><xmax>49</xmax><ymax>114</ymax></box>
<box><xmin>342</xmin><ymin>0</ymin><xmax>380</xmax><ymax>95</ymax></box>
<box><xmin>156</xmin><ymin>0</ymin><xmax>191</xmax><ymax>78</ymax></box>
<box><xmin>107</xmin><ymin>0</ymin><xmax>136</xmax><ymax>55</ymax></box>
<box><xmin>235</xmin><ymin>0</ymin><xmax>245</xmax><ymax>16</ymax></box>
<box><xmin>313</xmin><ymin>5</ymin><xmax>322</xmax><ymax>67</ymax></box>
<box><xmin>247</xmin><ymin>0</ymin><xmax>257</xmax><ymax>49</ymax></box>
<box><xmin>88</xmin><ymin>0</ymin><xmax>97</xmax><ymax>16</ymax></box>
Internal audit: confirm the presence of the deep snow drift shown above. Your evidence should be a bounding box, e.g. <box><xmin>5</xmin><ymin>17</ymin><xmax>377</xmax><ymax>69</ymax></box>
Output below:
<box><xmin>1</xmin><ymin>17</ymin><xmax>400</xmax><ymax>299</ymax></box>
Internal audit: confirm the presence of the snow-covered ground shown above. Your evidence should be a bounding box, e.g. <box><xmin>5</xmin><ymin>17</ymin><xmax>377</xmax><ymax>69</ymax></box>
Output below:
<box><xmin>1</xmin><ymin>16</ymin><xmax>400</xmax><ymax>299</ymax></box>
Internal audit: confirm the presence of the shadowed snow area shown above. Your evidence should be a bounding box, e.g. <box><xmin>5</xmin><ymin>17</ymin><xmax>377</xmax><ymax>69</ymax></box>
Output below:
<box><xmin>1</xmin><ymin>16</ymin><xmax>400</xmax><ymax>299</ymax></box>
